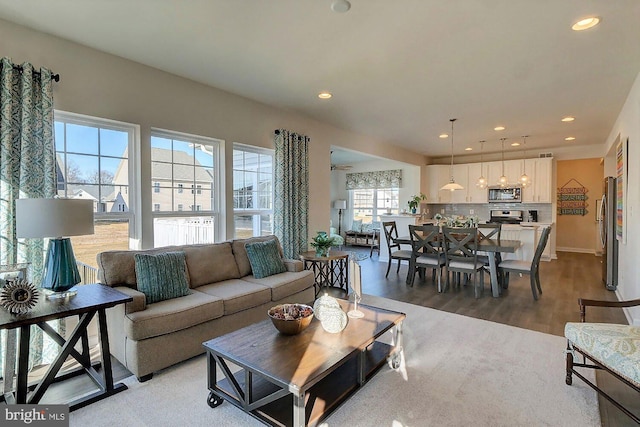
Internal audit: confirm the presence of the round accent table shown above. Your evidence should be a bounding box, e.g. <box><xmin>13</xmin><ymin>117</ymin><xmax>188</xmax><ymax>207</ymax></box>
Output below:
<box><xmin>299</xmin><ymin>251</ymin><xmax>349</xmax><ymax>297</ymax></box>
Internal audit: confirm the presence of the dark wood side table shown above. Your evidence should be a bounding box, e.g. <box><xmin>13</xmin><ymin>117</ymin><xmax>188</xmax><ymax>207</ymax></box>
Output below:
<box><xmin>299</xmin><ymin>250</ymin><xmax>349</xmax><ymax>297</ymax></box>
<box><xmin>0</xmin><ymin>283</ymin><xmax>132</xmax><ymax>411</ymax></box>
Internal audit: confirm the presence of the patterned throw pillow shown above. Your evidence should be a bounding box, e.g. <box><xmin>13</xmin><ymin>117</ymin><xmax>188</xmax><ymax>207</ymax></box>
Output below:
<box><xmin>134</xmin><ymin>251</ymin><xmax>191</xmax><ymax>304</ymax></box>
<box><xmin>245</xmin><ymin>239</ymin><xmax>287</xmax><ymax>279</ymax></box>
<box><xmin>350</xmin><ymin>219</ymin><xmax>363</xmax><ymax>232</ymax></box>
<box><xmin>361</xmin><ymin>222</ymin><xmax>373</xmax><ymax>233</ymax></box>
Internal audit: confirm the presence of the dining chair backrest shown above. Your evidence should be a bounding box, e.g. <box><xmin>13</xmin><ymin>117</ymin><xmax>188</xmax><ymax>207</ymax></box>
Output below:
<box><xmin>382</xmin><ymin>221</ymin><xmax>400</xmax><ymax>251</ymax></box>
<box><xmin>532</xmin><ymin>226</ymin><xmax>551</xmax><ymax>267</ymax></box>
<box><xmin>408</xmin><ymin>224</ymin><xmax>440</xmax><ymax>257</ymax></box>
<box><xmin>442</xmin><ymin>227</ymin><xmax>478</xmax><ymax>262</ymax></box>
<box><xmin>477</xmin><ymin>223</ymin><xmax>501</xmax><ymax>241</ymax></box>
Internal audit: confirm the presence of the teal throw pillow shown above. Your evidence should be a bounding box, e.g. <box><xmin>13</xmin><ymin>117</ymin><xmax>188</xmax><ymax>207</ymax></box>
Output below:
<box><xmin>134</xmin><ymin>251</ymin><xmax>190</xmax><ymax>304</ymax></box>
<box><xmin>351</xmin><ymin>219</ymin><xmax>363</xmax><ymax>232</ymax></box>
<box><xmin>245</xmin><ymin>239</ymin><xmax>287</xmax><ymax>279</ymax></box>
<box><xmin>361</xmin><ymin>222</ymin><xmax>373</xmax><ymax>233</ymax></box>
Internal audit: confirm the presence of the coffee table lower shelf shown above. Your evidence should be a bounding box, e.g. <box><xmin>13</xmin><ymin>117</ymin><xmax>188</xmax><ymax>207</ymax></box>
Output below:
<box><xmin>207</xmin><ymin>341</ymin><xmax>393</xmax><ymax>427</ymax></box>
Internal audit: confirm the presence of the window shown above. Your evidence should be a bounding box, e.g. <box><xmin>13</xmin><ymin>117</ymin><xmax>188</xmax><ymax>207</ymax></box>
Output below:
<box><xmin>351</xmin><ymin>188</ymin><xmax>399</xmax><ymax>223</ymax></box>
<box><xmin>233</xmin><ymin>144</ymin><xmax>274</xmax><ymax>238</ymax></box>
<box><xmin>54</xmin><ymin>111</ymin><xmax>139</xmax><ymax>269</ymax></box>
<box><xmin>151</xmin><ymin>129</ymin><xmax>222</xmax><ymax>246</ymax></box>
<box><xmin>154</xmin><ymin>204</ymin><xmax>160</xmax><ymax>212</ymax></box>
<box><xmin>153</xmin><ymin>182</ymin><xmax>160</xmax><ymax>193</ymax></box>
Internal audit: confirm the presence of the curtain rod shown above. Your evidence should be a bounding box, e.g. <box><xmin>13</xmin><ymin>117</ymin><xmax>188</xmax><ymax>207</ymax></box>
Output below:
<box><xmin>2</xmin><ymin>63</ymin><xmax>60</xmax><ymax>82</ymax></box>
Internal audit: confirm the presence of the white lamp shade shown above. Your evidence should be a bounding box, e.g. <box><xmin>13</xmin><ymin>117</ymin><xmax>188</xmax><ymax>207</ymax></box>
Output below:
<box><xmin>16</xmin><ymin>198</ymin><xmax>95</xmax><ymax>239</ymax></box>
<box><xmin>333</xmin><ymin>199</ymin><xmax>347</xmax><ymax>209</ymax></box>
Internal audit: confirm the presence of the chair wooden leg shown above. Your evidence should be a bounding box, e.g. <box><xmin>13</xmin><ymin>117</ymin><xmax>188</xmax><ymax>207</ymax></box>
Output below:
<box><xmin>535</xmin><ymin>270</ymin><xmax>542</xmax><ymax>294</ymax></box>
<box><xmin>406</xmin><ymin>260</ymin><xmax>415</xmax><ymax>286</ymax></box>
<box><xmin>565</xmin><ymin>344</ymin><xmax>573</xmax><ymax>385</ymax></box>
<box><xmin>396</xmin><ymin>259</ymin><xmax>401</xmax><ymax>274</ymax></box>
<box><xmin>530</xmin><ymin>274</ymin><xmax>539</xmax><ymax>300</ymax></box>
<box><xmin>385</xmin><ymin>259</ymin><xmax>392</xmax><ymax>278</ymax></box>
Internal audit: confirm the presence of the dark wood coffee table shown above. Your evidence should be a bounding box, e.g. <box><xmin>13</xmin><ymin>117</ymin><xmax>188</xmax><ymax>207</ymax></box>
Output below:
<box><xmin>202</xmin><ymin>299</ymin><xmax>405</xmax><ymax>427</ymax></box>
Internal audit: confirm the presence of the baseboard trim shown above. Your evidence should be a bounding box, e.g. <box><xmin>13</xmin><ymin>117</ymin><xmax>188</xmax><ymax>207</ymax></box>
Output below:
<box><xmin>556</xmin><ymin>247</ymin><xmax>596</xmax><ymax>254</ymax></box>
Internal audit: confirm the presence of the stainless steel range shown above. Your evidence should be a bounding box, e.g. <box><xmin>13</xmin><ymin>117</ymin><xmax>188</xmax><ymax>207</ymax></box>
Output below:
<box><xmin>489</xmin><ymin>210</ymin><xmax>523</xmax><ymax>224</ymax></box>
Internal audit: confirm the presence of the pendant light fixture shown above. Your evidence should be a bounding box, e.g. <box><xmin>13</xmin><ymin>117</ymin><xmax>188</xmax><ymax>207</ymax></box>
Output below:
<box><xmin>476</xmin><ymin>140</ymin><xmax>487</xmax><ymax>188</ymax></box>
<box><xmin>498</xmin><ymin>138</ymin><xmax>508</xmax><ymax>187</ymax></box>
<box><xmin>441</xmin><ymin>118</ymin><xmax>464</xmax><ymax>191</ymax></box>
<box><xmin>519</xmin><ymin>135</ymin><xmax>532</xmax><ymax>187</ymax></box>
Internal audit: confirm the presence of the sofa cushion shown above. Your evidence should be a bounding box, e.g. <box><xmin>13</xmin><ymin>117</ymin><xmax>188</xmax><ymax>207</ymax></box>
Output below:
<box><xmin>124</xmin><ymin>289</ymin><xmax>224</xmax><ymax>341</ymax></box>
<box><xmin>97</xmin><ymin>245</ymin><xmax>183</xmax><ymax>288</ymax></box>
<box><xmin>242</xmin><ymin>270</ymin><xmax>314</xmax><ymax>301</ymax></box>
<box><xmin>134</xmin><ymin>251</ymin><xmax>191</xmax><ymax>304</ymax></box>
<box><xmin>245</xmin><ymin>239</ymin><xmax>287</xmax><ymax>279</ymax></box>
<box><xmin>183</xmin><ymin>243</ymin><xmax>240</xmax><ymax>287</ymax></box>
<box><xmin>197</xmin><ymin>279</ymin><xmax>271</xmax><ymax>315</ymax></box>
<box><xmin>565</xmin><ymin>322</ymin><xmax>640</xmax><ymax>388</ymax></box>
<box><xmin>232</xmin><ymin>235</ymin><xmax>282</xmax><ymax>277</ymax></box>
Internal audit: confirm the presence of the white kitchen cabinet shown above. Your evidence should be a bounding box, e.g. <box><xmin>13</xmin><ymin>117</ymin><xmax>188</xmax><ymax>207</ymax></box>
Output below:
<box><xmin>425</xmin><ymin>165</ymin><xmax>452</xmax><ymax>203</ymax></box>
<box><xmin>487</xmin><ymin>159</ymin><xmax>522</xmax><ymax>187</ymax></box>
<box><xmin>466</xmin><ymin>163</ymin><xmax>488</xmax><ymax>203</ymax></box>
<box><xmin>522</xmin><ymin>158</ymin><xmax>552</xmax><ymax>203</ymax></box>
<box><xmin>450</xmin><ymin>164</ymin><xmax>469</xmax><ymax>204</ymax></box>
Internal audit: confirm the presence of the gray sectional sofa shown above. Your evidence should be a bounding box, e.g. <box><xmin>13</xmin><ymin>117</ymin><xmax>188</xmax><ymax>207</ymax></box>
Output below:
<box><xmin>97</xmin><ymin>235</ymin><xmax>315</xmax><ymax>381</ymax></box>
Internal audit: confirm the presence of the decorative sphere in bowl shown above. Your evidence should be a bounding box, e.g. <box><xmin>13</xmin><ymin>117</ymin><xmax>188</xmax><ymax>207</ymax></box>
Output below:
<box><xmin>268</xmin><ymin>303</ymin><xmax>314</xmax><ymax>335</ymax></box>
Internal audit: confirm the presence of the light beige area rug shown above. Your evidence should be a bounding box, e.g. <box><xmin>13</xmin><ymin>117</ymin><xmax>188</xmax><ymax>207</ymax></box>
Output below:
<box><xmin>71</xmin><ymin>295</ymin><xmax>599</xmax><ymax>426</ymax></box>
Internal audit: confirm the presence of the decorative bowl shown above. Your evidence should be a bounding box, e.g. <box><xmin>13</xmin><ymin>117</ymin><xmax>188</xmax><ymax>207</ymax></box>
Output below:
<box><xmin>268</xmin><ymin>303</ymin><xmax>314</xmax><ymax>335</ymax></box>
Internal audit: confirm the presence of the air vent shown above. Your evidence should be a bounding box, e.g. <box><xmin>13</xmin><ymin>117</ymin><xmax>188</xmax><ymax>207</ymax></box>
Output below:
<box><xmin>538</xmin><ymin>152</ymin><xmax>553</xmax><ymax>158</ymax></box>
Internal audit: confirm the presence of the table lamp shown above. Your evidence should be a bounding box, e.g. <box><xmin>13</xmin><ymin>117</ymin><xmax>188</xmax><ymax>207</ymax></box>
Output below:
<box><xmin>333</xmin><ymin>199</ymin><xmax>347</xmax><ymax>236</ymax></box>
<box><xmin>16</xmin><ymin>198</ymin><xmax>94</xmax><ymax>299</ymax></box>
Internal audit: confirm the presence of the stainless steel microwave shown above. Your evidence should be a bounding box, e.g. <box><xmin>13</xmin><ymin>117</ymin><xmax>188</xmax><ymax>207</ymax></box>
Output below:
<box><xmin>488</xmin><ymin>186</ymin><xmax>522</xmax><ymax>203</ymax></box>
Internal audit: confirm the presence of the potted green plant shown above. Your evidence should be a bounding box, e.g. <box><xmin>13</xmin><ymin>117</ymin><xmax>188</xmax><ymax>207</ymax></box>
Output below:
<box><xmin>310</xmin><ymin>231</ymin><xmax>337</xmax><ymax>257</ymax></box>
<box><xmin>407</xmin><ymin>193</ymin><xmax>426</xmax><ymax>214</ymax></box>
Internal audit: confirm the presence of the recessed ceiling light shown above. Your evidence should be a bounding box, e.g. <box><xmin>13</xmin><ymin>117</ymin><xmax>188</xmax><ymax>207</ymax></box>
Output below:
<box><xmin>494</xmin><ymin>126</ymin><xmax>506</xmax><ymax>131</ymax></box>
<box><xmin>331</xmin><ymin>0</ymin><xmax>351</xmax><ymax>13</ymax></box>
<box><xmin>572</xmin><ymin>17</ymin><xmax>600</xmax><ymax>31</ymax></box>
<box><xmin>318</xmin><ymin>92</ymin><xmax>332</xmax><ymax>99</ymax></box>
<box><xmin>465</xmin><ymin>147</ymin><xmax>473</xmax><ymax>151</ymax></box>
<box><xmin>562</xmin><ymin>116</ymin><xmax>575</xmax><ymax>122</ymax></box>
<box><xmin>565</xmin><ymin>136</ymin><xmax>576</xmax><ymax>141</ymax></box>
<box><xmin>439</xmin><ymin>133</ymin><xmax>448</xmax><ymax>139</ymax></box>
<box><xmin>511</xmin><ymin>142</ymin><xmax>520</xmax><ymax>147</ymax></box>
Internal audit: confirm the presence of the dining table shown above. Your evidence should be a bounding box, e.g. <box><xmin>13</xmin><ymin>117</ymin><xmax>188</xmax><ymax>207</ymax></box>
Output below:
<box><xmin>394</xmin><ymin>234</ymin><xmax>522</xmax><ymax>298</ymax></box>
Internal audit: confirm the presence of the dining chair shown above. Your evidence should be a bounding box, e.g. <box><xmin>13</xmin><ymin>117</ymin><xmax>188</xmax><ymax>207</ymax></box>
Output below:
<box><xmin>407</xmin><ymin>224</ymin><xmax>445</xmax><ymax>291</ymax></box>
<box><xmin>442</xmin><ymin>226</ymin><xmax>485</xmax><ymax>298</ymax></box>
<box><xmin>382</xmin><ymin>221</ymin><xmax>412</xmax><ymax>277</ymax></box>
<box><xmin>476</xmin><ymin>223</ymin><xmax>502</xmax><ymax>272</ymax></box>
<box><xmin>498</xmin><ymin>226</ymin><xmax>551</xmax><ymax>300</ymax></box>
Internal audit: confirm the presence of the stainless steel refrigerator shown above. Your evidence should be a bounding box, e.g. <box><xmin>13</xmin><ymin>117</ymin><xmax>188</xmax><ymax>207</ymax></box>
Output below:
<box><xmin>599</xmin><ymin>177</ymin><xmax>618</xmax><ymax>290</ymax></box>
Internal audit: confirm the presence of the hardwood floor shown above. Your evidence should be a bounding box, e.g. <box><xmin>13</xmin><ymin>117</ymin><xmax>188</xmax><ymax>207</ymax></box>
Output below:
<box><xmin>24</xmin><ymin>248</ymin><xmax>636</xmax><ymax>425</ymax></box>
<box><xmin>350</xmin><ymin>246</ymin><xmax>636</xmax><ymax>426</ymax></box>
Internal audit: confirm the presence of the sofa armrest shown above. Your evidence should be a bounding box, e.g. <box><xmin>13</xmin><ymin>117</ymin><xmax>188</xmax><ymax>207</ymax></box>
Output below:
<box><xmin>578</xmin><ymin>298</ymin><xmax>640</xmax><ymax>322</ymax></box>
<box><xmin>283</xmin><ymin>258</ymin><xmax>304</xmax><ymax>272</ymax></box>
<box><xmin>113</xmin><ymin>286</ymin><xmax>147</xmax><ymax>314</ymax></box>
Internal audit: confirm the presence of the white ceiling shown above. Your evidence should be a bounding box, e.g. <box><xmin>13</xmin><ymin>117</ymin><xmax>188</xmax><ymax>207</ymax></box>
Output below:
<box><xmin>1</xmin><ymin>0</ymin><xmax>639</xmax><ymax>159</ymax></box>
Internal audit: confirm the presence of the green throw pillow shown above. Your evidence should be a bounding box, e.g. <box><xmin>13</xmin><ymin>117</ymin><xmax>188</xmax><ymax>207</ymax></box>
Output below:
<box><xmin>134</xmin><ymin>251</ymin><xmax>190</xmax><ymax>304</ymax></box>
<box><xmin>245</xmin><ymin>239</ymin><xmax>287</xmax><ymax>279</ymax></box>
<box><xmin>351</xmin><ymin>219</ymin><xmax>363</xmax><ymax>232</ymax></box>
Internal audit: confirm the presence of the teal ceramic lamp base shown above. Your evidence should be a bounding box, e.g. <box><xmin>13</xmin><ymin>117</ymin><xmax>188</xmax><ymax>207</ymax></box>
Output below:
<box><xmin>42</xmin><ymin>238</ymin><xmax>81</xmax><ymax>299</ymax></box>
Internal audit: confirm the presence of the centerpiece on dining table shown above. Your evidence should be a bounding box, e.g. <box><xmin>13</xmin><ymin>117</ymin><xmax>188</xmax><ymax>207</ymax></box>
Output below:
<box><xmin>433</xmin><ymin>213</ymin><xmax>479</xmax><ymax>228</ymax></box>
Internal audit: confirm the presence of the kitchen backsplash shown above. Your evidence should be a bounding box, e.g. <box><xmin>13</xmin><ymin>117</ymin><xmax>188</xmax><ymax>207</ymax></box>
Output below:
<box><xmin>422</xmin><ymin>203</ymin><xmax>553</xmax><ymax>223</ymax></box>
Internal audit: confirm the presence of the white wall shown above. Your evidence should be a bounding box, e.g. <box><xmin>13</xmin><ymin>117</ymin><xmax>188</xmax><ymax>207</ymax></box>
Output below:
<box><xmin>0</xmin><ymin>18</ymin><xmax>426</xmax><ymax>248</ymax></box>
<box><xmin>604</xmin><ymin>71</ymin><xmax>640</xmax><ymax>324</ymax></box>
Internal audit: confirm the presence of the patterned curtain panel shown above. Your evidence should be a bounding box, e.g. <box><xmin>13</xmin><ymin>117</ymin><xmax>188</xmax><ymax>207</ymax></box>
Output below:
<box><xmin>273</xmin><ymin>129</ymin><xmax>309</xmax><ymax>259</ymax></box>
<box><xmin>0</xmin><ymin>57</ymin><xmax>56</xmax><ymax>376</ymax></box>
<box><xmin>346</xmin><ymin>169</ymin><xmax>402</xmax><ymax>190</ymax></box>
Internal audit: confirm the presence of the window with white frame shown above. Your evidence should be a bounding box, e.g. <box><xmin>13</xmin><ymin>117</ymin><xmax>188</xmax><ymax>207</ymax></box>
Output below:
<box><xmin>150</xmin><ymin>129</ymin><xmax>222</xmax><ymax>246</ymax></box>
<box><xmin>233</xmin><ymin>144</ymin><xmax>274</xmax><ymax>238</ymax></box>
<box><xmin>54</xmin><ymin>111</ymin><xmax>139</xmax><ymax>269</ymax></box>
<box><xmin>351</xmin><ymin>188</ymin><xmax>399</xmax><ymax>223</ymax></box>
